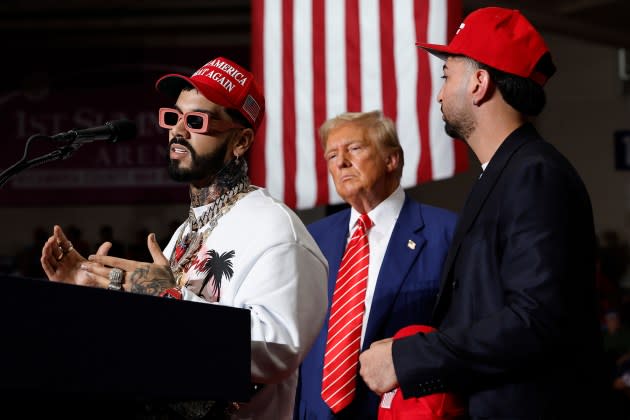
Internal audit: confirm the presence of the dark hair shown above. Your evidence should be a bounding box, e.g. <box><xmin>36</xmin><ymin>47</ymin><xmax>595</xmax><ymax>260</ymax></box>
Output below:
<box><xmin>225</xmin><ymin>108</ymin><xmax>254</xmax><ymax>159</ymax></box>
<box><xmin>225</xmin><ymin>108</ymin><xmax>252</xmax><ymax>130</ymax></box>
<box><xmin>476</xmin><ymin>53</ymin><xmax>554</xmax><ymax>117</ymax></box>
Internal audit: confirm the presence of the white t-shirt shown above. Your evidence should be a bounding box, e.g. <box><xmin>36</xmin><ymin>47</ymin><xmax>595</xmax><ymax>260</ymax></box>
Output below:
<box><xmin>163</xmin><ymin>187</ymin><xmax>328</xmax><ymax>420</ymax></box>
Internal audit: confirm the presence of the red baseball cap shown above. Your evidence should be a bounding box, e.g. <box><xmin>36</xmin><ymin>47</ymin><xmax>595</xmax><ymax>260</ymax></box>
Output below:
<box><xmin>156</xmin><ymin>57</ymin><xmax>265</xmax><ymax>132</ymax></box>
<box><xmin>417</xmin><ymin>7</ymin><xmax>555</xmax><ymax>86</ymax></box>
<box><xmin>378</xmin><ymin>325</ymin><xmax>467</xmax><ymax>420</ymax></box>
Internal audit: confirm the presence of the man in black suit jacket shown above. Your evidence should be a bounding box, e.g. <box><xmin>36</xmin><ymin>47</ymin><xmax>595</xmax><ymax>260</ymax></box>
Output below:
<box><xmin>359</xmin><ymin>7</ymin><xmax>608</xmax><ymax>419</ymax></box>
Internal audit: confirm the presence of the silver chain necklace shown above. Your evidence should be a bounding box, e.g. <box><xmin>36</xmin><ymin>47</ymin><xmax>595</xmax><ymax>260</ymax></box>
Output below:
<box><xmin>169</xmin><ymin>181</ymin><xmax>254</xmax><ymax>285</ymax></box>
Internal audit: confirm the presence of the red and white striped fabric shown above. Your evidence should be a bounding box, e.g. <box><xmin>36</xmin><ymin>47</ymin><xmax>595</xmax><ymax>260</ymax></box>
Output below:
<box><xmin>321</xmin><ymin>214</ymin><xmax>372</xmax><ymax>412</ymax></box>
<box><xmin>250</xmin><ymin>0</ymin><xmax>468</xmax><ymax>209</ymax></box>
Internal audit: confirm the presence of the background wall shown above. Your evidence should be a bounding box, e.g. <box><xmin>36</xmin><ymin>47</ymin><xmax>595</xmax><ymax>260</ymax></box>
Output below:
<box><xmin>540</xmin><ymin>33</ymin><xmax>630</xmax><ymax>239</ymax></box>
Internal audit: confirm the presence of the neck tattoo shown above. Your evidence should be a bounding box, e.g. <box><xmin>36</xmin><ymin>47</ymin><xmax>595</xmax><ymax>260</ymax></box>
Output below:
<box><xmin>170</xmin><ymin>158</ymin><xmax>254</xmax><ymax>287</ymax></box>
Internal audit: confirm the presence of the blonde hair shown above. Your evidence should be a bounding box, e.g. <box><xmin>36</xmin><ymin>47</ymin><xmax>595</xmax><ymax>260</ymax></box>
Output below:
<box><xmin>319</xmin><ymin>110</ymin><xmax>404</xmax><ymax>178</ymax></box>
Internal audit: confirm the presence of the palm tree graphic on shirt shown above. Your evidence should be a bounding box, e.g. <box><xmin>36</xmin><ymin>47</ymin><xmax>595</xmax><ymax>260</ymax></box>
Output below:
<box><xmin>198</xmin><ymin>249</ymin><xmax>235</xmax><ymax>300</ymax></box>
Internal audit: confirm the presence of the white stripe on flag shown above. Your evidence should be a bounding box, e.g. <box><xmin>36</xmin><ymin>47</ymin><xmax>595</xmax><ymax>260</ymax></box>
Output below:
<box><xmin>325</xmin><ymin>0</ymin><xmax>345</xmax><ymax>205</ymax></box>
<box><xmin>359</xmin><ymin>0</ymin><xmax>382</xmax><ymax>112</ymax></box>
<box><xmin>253</xmin><ymin>0</ymin><xmax>466</xmax><ymax>209</ymax></box>
<box><xmin>294</xmin><ymin>0</ymin><xmax>317</xmax><ymax>208</ymax></box>
<box><xmin>394</xmin><ymin>0</ymin><xmax>421</xmax><ymax>187</ymax></box>
<box><xmin>263</xmin><ymin>0</ymin><xmax>285</xmax><ymax>201</ymax></box>
<box><xmin>428</xmin><ymin>0</ymin><xmax>455</xmax><ymax>180</ymax></box>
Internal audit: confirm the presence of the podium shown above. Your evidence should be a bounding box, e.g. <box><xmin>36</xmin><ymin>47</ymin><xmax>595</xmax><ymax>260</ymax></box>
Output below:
<box><xmin>0</xmin><ymin>276</ymin><xmax>251</xmax><ymax>417</ymax></box>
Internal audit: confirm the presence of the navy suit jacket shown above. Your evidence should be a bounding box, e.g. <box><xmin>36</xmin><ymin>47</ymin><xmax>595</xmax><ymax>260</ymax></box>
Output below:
<box><xmin>393</xmin><ymin>124</ymin><xmax>607</xmax><ymax>419</ymax></box>
<box><xmin>294</xmin><ymin>194</ymin><xmax>457</xmax><ymax>419</ymax></box>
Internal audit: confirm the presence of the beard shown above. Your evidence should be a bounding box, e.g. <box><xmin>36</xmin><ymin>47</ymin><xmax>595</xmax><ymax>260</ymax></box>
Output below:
<box><xmin>167</xmin><ymin>137</ymin><xmax>229</xmax><ymax>183</ymax></box>
<box><xmin>442</xmin><ymin>108</ymin><xmax>475</xmax><ymax>141</ymax></box>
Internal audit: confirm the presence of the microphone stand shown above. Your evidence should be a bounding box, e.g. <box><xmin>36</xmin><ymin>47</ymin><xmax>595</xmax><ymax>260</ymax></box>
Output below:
<box><xmin>0</xmin><ymin>134</ymin><xmax>84</xmax><ymax>189</ymax></box>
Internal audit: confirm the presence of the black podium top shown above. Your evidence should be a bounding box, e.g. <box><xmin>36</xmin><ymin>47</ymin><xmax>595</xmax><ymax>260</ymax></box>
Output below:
<box><xmin>0</xmin><ymin>276</ymin><xmax>251</xmax><ymax>405</ymax></box>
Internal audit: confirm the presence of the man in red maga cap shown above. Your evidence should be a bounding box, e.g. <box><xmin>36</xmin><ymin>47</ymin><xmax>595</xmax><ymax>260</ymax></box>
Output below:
<box><xmin>41</xmin><ymin>57</ymin><xmax>328</xmax><ymax>419</ymax></box>
<box><xmin>359</xmin><ymin>7</ymin><xmax>609</xmax><ymax>419</ymax></box>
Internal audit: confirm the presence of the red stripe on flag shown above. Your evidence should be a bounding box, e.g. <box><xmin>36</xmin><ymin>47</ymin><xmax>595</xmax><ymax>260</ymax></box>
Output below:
<box><xmin>454</xmin><ymin>133</ymin><xmax>470</xmax><ymax>172</ymax></box>
<box><xmin>447</xmin><ymin>0</ymin><xmax>469</xmax><ymax>174</ymax></box>
<box><xmin>345</xmin><ymin>0</ymin><xmax>361</xmax><ymax>112</ymax></box>
<box><xmin>249</xmin><ymin>1</ymin><xmax>266</xmax><ymax>188</ymax></box>
<box><xmin>282</xmin><ymin>0</ymin><xmax>297</xmax><ymax>208</ymax></box>
<box><xmin>379</xmin><ymin>0</ymin><xmax>397</xmax><ymax>121</ymax></box>
<box><xmin>312</xmin><ymin>0</ymin><xmax>329</xmax><ymax>205</ymax></box>
<box><xmin>447</xmin><ymin>0</ymin><xmax>463</xmax><ymax>49</ymax></box>
<box><xmin>415</xmin><ymin>0</ymin><xmax>432</xmax><ymax>182</ymax></box>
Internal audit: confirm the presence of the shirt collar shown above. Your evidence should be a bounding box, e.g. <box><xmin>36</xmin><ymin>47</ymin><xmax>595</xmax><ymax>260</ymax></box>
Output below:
<box><xmin>349</xmin><ymin>185</ymin><xmax>405</xmax><ymax>231</ymax></box>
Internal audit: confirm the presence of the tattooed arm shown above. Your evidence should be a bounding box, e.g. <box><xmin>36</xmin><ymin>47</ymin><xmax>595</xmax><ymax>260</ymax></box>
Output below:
<box><xmin>126</xmin><ymin>264</ymin><xmax>175</xmax><ymax>295</ymax></box>
<box><xmin>81</xmin><ymin>233</ymin><xmax>177</xmax><ymax>295</ymax></box>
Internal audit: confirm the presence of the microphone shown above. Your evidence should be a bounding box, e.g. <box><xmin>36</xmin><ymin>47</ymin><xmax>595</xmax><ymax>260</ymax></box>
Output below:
<box><xmin>50</xmin><ymin>119</ymin><xmax>137</xmax><ymax>144</ymax></box>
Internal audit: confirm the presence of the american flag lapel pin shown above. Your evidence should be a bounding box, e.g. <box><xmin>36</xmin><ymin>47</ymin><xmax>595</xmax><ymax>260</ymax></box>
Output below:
<box><xmin>407</xmin><ymin>240</ymin><xmax>416</xmax><ymax>250</ymax></box>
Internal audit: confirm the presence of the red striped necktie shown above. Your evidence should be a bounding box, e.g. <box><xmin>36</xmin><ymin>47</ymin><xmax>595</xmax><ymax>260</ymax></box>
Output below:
<box><xmin>321</xmin><ymin>213</ymin><xmax>373</xmax><ymax>413</ymax></box>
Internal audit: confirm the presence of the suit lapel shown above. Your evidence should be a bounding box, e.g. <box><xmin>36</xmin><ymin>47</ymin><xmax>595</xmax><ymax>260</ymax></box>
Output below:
<box><xmin>324</xmin><ymin>211</ymin><xmax>351</xmax><ymax>300</ymax></box>
<box><xmin>363</xmin><ymin>196</ymin><xmax>426</xmax><ymax>348</ymax></box>
<box><xmin>432</xmin><ymin>124</ymin><xmax>538</xmax><ymax>320</ymax></box>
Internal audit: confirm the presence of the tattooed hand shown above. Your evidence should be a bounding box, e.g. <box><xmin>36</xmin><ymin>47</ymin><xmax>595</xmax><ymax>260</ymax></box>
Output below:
<box><xmin>81</xmin><ymin>233</ymin><xmax>176</xmax><ymax>295</ymax></box>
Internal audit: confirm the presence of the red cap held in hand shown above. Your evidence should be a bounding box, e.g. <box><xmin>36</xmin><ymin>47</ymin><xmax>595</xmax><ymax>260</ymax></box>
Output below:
<box><xmin>378</xmin><ymin>325</ymin><xmax>467</xmax><ymax>420</ymax></box>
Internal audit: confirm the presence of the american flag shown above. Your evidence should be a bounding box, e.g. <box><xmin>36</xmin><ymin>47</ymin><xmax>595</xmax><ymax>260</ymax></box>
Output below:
<box><xmin>250</xmin><ymin>0</ymin><xmax>468</xmax><ymax>209</ymax></box>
